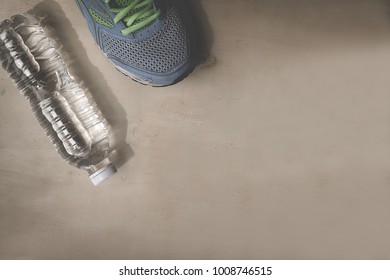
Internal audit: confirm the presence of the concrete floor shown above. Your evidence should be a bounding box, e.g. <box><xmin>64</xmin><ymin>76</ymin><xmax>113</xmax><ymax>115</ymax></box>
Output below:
<box><xmin>1</xmin><ymin>0</ymin><xmax>390</xmax><ymax>259</ymax></box>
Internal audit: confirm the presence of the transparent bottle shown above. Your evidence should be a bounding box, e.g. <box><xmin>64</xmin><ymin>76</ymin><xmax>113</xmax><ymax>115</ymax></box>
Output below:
<box><xmin>0</xmin><ymin>14</ymin><xmax>116</xmax><ymax>185</ymax></box>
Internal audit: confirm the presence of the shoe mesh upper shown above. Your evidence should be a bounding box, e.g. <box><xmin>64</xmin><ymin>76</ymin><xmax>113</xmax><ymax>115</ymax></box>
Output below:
<box><xmin>115</xmin><ymin>0</ymin><xmax>133</xmax><ymax>6</ymax></box>
<box><xmin>102</xmin><ymin>7</ymin><xmax>188</xmax><ymax>74</ymax></box>
<box><xmin>88</xmin><ymin>9</ymin><xmax>113</xmax><ymax>28</ymax></box>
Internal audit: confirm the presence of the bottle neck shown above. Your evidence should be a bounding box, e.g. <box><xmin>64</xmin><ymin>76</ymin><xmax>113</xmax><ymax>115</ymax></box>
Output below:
<box><xmin>88</xmin><ymin>158</ymin><xmax>117</xmax><ymax>186</ymax></box>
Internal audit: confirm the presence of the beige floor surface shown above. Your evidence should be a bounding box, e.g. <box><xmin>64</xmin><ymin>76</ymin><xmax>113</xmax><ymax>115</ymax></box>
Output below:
<box><xmin>1</xmin><ymin>0</ymin><xmax>390</xmax><ymax>259</ymax></box>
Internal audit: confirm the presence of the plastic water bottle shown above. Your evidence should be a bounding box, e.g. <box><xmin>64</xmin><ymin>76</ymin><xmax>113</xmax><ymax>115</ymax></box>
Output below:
<box><xmin>0</xmin><ymin>14</ymin><xmax>116</xmax><ymax>186</ymax></box>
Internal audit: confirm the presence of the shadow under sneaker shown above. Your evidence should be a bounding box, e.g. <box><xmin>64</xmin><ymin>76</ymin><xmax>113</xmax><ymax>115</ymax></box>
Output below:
<box><xmin>75</xmin><ymin>0</ymin><xmax>198</xmax><ymax>86</ymax></box>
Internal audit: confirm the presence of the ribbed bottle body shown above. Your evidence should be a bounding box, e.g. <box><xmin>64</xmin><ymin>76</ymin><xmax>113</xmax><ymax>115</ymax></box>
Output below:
<box><xmin>0</xmin><ymin>14</ymin><xmax>116</xmax><ymax>185</ymax></box>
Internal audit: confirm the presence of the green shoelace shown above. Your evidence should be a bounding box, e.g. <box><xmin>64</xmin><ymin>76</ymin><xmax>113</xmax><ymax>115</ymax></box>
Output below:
<box><xmin>104</xmin><ymin>0</ymin><xmax>161</xmax><ymax>35</ymax></box>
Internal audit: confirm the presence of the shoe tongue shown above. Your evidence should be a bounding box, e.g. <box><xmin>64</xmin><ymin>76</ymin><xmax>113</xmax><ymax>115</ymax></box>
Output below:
<box><xmin>114</xmin><ymin>0</ymin><xmax>135</xmax><ymax>7</ymax></box>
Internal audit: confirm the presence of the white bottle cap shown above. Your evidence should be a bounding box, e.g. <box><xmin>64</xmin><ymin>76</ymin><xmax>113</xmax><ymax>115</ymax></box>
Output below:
<box><xmin>89</xmin><ymin>163</ymin><xmax>117</xmax><ymax>186</ymax></box>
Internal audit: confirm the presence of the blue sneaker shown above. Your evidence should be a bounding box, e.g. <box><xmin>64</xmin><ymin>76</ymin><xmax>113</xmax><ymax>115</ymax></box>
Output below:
<box><xmin>75</xmin><ymin>0</ymin><xmax>197</xmax><ymax>86</ymax></box>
